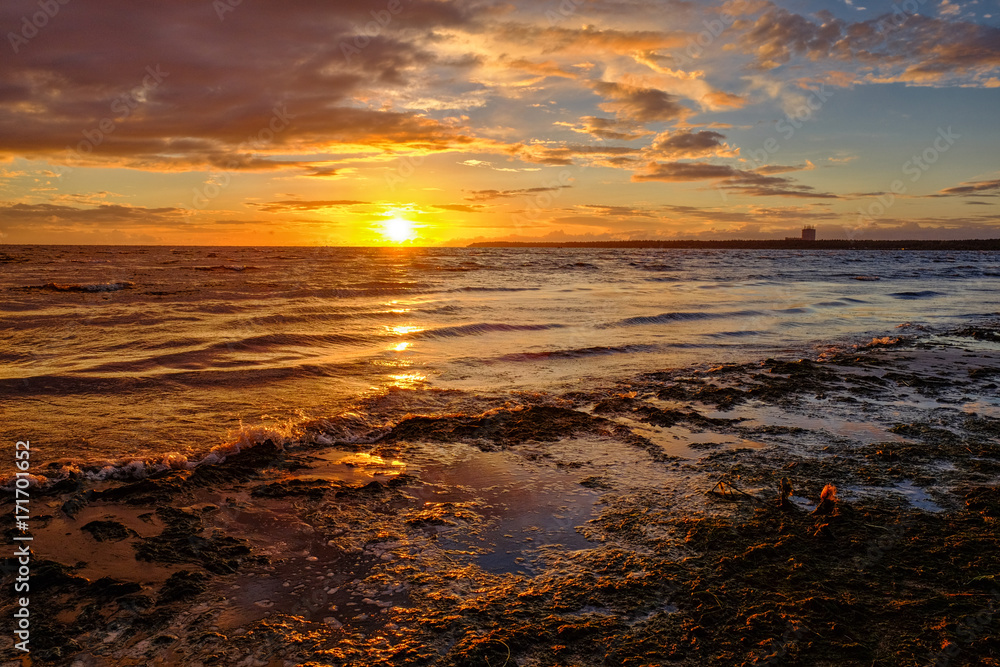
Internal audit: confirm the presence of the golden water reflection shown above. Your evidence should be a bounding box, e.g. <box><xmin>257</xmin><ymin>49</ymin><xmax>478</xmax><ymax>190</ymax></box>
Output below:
<box><xmin>386</xmin><ymin>325</ymin><xmax>423</xmax><ymax>336</ymax></box>
<box><xmin>388</xmin><ymin>372</ymin><xmax>426</xmax><ymax>389</ymax></box>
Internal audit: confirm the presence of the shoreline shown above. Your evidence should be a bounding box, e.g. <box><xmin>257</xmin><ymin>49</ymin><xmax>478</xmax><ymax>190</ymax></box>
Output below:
<box><xmin>3</xmin><ymin>321</ymin><xmax>1000</xmax><ymax>665</ymax></box>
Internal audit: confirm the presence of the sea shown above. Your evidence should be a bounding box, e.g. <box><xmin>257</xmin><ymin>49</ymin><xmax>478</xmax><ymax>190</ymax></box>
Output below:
<box><xmin>1</xmin><ymin>245</ymin><xmax>998</xmax><ymax>479</ymax></box>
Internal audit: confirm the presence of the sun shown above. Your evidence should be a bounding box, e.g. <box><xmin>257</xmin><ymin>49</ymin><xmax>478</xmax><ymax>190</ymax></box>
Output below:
<box><xmin>382</xmin><ymin>216</ymin><xmax>416</xmax><ymax>243</ymax></box>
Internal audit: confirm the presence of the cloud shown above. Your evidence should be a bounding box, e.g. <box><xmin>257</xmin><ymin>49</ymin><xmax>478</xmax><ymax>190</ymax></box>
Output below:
<box><xmin>0</xmin><ymin>203</ymin><xmax>187</xmax><ymax>242</ymax></box>
<box><xmin>251</xmin><ymin>200</ymin><xmax>369</xmax><ymax>213</ymax></box>
<box><xmin>632</xmin><ymin>161</ymin><xmax>838</xmax><ymax>198</ymax></box>
<box><xmin>495</xmin><ymin>24</ymin><xmax>689</xmax><ymax>55</ymax></box>
<box><xmin>631</xmin><ymin>161</ymin><xmax>740</xmax><ymax>181</ymax></box>
<box><xmin>647</xmin><ymin>131</ymin><xmax>737</xmax><ymax>159</ymax></box>
<box><xmin>508</xmin><ymin>142</ymin><xmax>641</xmax><ymax>166</ymax></box>
<box><xmin>754</xmin><ymin>162</ymin><xmax>813</xmax><ymax>175</ymax></box>
<box><xmin>701</xmin><ymin>91</ymin><xmax>747</xmax><ymax>109</ymax></box>
<box><xmin>0</xmin><ymin>202</ymin><xmax>184</xmax><ymax>223</ymax></box>
<box><xmin>929</xmin><ymin>178</ymin><xmax>1000</xmax><ymax>197</ymax></box>
<box><xmin>431</xmin><ymin>204</ymin><xmax>486</xmax><ymax>212</ymax></box>
<box><xmin>591</xmin><ymin>81</ymin><xmax>689</xmax><ymax>122</ymax></box>
<box><xmin>0</xmin><ymin>0</ymin><xmax>494</xmax><ymax>170</ymax></box>
<box><xmin>721</xmin><ymin>170</ymin><xmax>839</xmax><ymax>198</ymax></box>
<box><xmin>459</xmin><ymin>159</ymin><xmax>540</xmax><ymax>172</ymax></box>
<box><xmin>300</xmin><ymin>165</ymin><xmax>342</xmax><ymax>178</ymax></box>
<box><xmin>555</xmin><ymin>117</ymin><xmax>653</xmax><ymax>141</ymax></box>
<box><xmin>730</xmin><ymin>2</ymin><xmax>1000</xmax><ymax>86</ymax></box>
<box><xmin>465</xmin><ymin>186</ymin><xmax>572</xmax><ymax>201</ymax></box>
<box><xmin>578</xmin><ymin>204</ymin><xmax>657</xmax><ymax>218</ymax></box>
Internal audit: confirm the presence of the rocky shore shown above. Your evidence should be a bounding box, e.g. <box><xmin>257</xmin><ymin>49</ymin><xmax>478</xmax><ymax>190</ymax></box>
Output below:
<box><xmin>3</xmin><ymin>323</ymin><xmax>999</xmax><ymax>666</ymax></box>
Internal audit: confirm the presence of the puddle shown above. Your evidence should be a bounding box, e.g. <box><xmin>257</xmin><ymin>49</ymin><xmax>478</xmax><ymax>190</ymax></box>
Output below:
<box><xmin>296</xmin><ymin>450</ymin><xmax>407</xmax><ymax>483</ymax></box>
<box><xmin>841</xmin><ymin>480</ymin><xmax>946</xmax><ymax>513</ymax></box>
<box><xmin>31</xmin><ymin>504</ymin><xmax>179</xmax><ymax>584</ymax></box>
<box><xmin>614</xmin><ymin>416</ymin><xmax>765</xmax><ymax>458</ymax></box>
<box><xmin>403</xmin><ymin>447</ymin><xmax>600</xmax><ymax>574</ymax></box>
<box><xmin>892</xmin><ymin>480</ymin><xmax>946</xmax><ymax>513</ymax></box>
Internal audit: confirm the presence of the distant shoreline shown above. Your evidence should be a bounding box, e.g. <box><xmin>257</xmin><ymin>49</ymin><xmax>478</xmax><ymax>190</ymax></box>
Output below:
<box><xmin>467</xmin><ymin>239</ymin><xmax>1000</xmax><ymax>250</ymax></box>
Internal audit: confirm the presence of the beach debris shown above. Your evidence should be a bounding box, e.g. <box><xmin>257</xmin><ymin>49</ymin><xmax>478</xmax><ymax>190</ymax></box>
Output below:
<box><xmin>812</xmin><ymin>522</ymin><xmax>834</xmax><ymax>539</ymax></box>
<box><xmin>708</xmin><ymin>477</ymin><xmax>763</xmax><ymax>503</ymax></box>
<box><xmin>811</xmin><ymin>484</ymin><xmax>839</xmax><ymax>515</ymax></box>
<box><xmin>778</xmin><ymin>476</ymin><xmax>793</xmax><ymax>509</ymax></box>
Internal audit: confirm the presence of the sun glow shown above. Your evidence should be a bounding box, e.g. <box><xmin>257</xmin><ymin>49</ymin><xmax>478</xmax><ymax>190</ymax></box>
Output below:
<box><xmin>382</xmin><ymin>216</ymin><xmax>417</xmax><ymax>243</ymax></box>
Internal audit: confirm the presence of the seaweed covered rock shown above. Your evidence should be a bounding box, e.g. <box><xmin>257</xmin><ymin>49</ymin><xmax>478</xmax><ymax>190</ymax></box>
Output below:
<box><xmin>81</xmin><ymin>519</ymin><xmax>136</xmax><ymax>542</ymax></box>
<box><xmin>157</xmin><ymin>570</ymin><xmax>209</xmax><ymax>604</ymax></box>
<box><xmin>383</xmin><ymin>405</ymin><xmax>613</xmax><ymax>448</ymax></box>
<box><xmin>134</xmin><ymin>507</ymin><xmax>261</xmax><ymax>574</ymax></box>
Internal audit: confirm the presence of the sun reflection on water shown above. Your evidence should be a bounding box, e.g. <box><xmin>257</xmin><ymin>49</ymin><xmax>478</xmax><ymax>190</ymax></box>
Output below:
<box><xmin>388</xmin><ymin>372</ymin><xmax>426</xmax><ymax>389</ymax></box>
<box><xmin>386</xmin><ymin>325</ymin><xmax>423</xmax><ymax>336</ymax></box>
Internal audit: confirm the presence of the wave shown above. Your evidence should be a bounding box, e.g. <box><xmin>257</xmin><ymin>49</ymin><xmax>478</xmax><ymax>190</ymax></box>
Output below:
<box><xmin>495</xmin><ymin>343</ymin><xmax>661</xmax><ymax>361</ymax></box>
<box><xmin>23</xmin><ymin>281</ymin><xmax>136</xmax><ymax>292</ymax></box>
<box><xmin>705</xmin><ymin>330</ymin><xmax>766</xmax><ymax>338</ymax></box>
<box><xmin>191</xmin><ymin>265</ymin><xmax>260</xmax><ymax>271</ymax></box>
<box><xmin>415</xmin><ymin>322</ymin><xmax>564</xmax><ymax>339</ymax></box>
<box><xmin>603</xmin><ymin>310</ymin><xmax>764</xmax><ymax>328</ymax></box>
<box><xmin>0</xmin><ymin>412</ymin><xmax>389</xmax><ymax>492</ymax></box>
<box><xmin>455</xmin><ymin>286</ymin><xmax>540</xmax><ymax>292</ymax></box>
<box><xmin>604</xmin><ymin>311</ymin><xmax>718</xmax><ymax>327</ymax></box>
<box><xmin>889</xmin><ymin>290</ymin><xmax>944</xmax><ymax>299</ymax></box>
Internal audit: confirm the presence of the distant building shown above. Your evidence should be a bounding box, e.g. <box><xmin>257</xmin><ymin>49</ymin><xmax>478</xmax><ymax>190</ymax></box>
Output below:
<box><xmin>785</xmin><ymin>226</ymin><xmax>818</xmax><ymax>241</ymax></box>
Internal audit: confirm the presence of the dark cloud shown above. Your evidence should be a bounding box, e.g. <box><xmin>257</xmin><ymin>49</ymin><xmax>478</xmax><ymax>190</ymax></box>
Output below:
<box><xmin>631</xmin><ymin>161</ymin><xmax>739</xmax><ymax>181</ymax></box>
<box><xmin>591</xmin><ymin>81</ymin><xmax>688</xmax><ymax>123</ymax></box>
<box><xmin>0</xmin><ymin>202</ymin><xmax>184</xmax><ymax>223</ymax></box>
<box><xmin>732</xmin><ymin>2</ymin><xmax>1000</xmax><ymax>84</ymax></box>
<box><xmin>721</xmin><ymin>171</ymin><xmax>839</xmax><ymax>199</ymax></box>
<box><xmin>301</xmin><ymin>165</ymin><xmax>342</xmax><ymax>178</ymax></box>
<box><xmin>0</xmin><ymin>0</ymin><xmax>485</xmax><ymax>168</ymax></box>
<box><xmin>566</xmin><ymin>117</ymin><xmax>652</xmax><ymax>141</ymax></box>
<box><xmin>632</xmin><ymin>161</ymin><xmax>838</xmax><ymax>198</ymax></box>
<box><xmin>930</xmin><ymin>178</ymin><xmax>1000</xmax><ymax>197</ymax></box>
<box><xmin>648</xmin><ymin>131</ymin><xmax>732</xmax><ymax>159</ymax></box>
<box><xmin>508</xmin><ymin>142</ymin><xmax>641</xmax><ymax>166</ymax></box>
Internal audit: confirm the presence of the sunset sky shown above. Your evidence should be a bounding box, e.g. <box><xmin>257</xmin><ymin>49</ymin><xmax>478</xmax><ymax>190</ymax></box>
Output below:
<box><xmin>1</xmin><ymin>0</ymin><xmax>998</xmax><ymax>245</ymax></box>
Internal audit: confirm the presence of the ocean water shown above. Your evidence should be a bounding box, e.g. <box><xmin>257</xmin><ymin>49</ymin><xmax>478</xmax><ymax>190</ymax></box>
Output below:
<box><xmin>1</xmin><ymin>245</ymin><xmax>998</xmax><ymax>475</ymax></box>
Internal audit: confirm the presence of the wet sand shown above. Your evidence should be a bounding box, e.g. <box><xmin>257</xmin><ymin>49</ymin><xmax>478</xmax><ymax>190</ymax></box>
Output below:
<box><xmin>3</xmin><ymin>323</ymin><xmax>1000</xmax><ymax>666</ymax></box>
